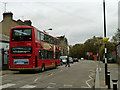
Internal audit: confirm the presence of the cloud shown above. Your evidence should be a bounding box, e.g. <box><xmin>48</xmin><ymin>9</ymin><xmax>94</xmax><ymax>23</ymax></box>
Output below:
<box><xmin>0</xmin><ymin>0</ymin><xmax>119</xmax><ymax>45</ymax></box>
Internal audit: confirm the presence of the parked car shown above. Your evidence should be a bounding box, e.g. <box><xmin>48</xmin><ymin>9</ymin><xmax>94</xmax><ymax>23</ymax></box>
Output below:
<box><xmin>103</xmin><ymin>57</ymin><xmax>115</xmax><ymax>63</ymax></box>
<box><xmin>108</xmin><ymin>58</ymin><xmax>114</xmax><ymax>63</ymax></box>
<box><xmin>102</xmin><ymin>54</ymin><xmax>115</xmax><ymax>63</ymax></box>
<box><xmin>81</xmin><ymin>57</ymin><xmax>84</xmax><ymax>60</ymax></box>
<box><xmin>69</xmin><ymin>57</ymin><xmax>73</xmax><ymax>63</ymax></box>
<box><xmin>60</xmin><ymin>56</ymin><xmax>67</xmax><ymax>64</ymax></box>
<box><xmin>73</xmin><ymin>58</ymin><xmax>79</xmax><ymax>62</ymax></box>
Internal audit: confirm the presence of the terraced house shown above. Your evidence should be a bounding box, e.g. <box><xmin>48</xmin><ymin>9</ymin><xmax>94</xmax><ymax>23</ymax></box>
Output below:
<box><xmin>57</xmin><ymin>35</ymin><xmax>68</xmax><ymax>56</ymax></box>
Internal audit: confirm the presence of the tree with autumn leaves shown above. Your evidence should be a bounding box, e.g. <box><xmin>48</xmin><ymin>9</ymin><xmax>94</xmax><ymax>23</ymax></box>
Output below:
<box><xmin>69</xmin><ymin>36</ymin><xmax>116</xmax><ymax>60</ymax></box>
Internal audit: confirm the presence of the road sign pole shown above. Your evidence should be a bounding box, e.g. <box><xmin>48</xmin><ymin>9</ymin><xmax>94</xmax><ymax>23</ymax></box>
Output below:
<box><xmin>103</xmin><ymin>0</ymin><xmax>108</xmax><ymax>85</ymax></box>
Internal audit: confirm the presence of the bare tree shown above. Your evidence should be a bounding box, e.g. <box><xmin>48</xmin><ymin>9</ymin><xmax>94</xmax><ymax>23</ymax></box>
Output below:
<box><xmin>111</xmin><ymin>28</ymin><xmax>120</xmax><ymax>44</ymax></box>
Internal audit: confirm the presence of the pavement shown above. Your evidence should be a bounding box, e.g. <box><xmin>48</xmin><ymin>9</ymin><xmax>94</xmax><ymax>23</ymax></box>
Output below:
<box><xmin>1</xmin><ymin>70</ymin><xmax>18</xmax><ymax>76</ymax></box>
<box><xmin>95</xmin><ymin>61</ymin><xmax>119</xmax><ymax>90</ymax></box>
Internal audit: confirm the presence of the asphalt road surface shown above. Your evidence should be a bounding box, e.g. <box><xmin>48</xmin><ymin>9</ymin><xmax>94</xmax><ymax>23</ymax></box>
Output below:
<box><xmin>1</xmin><ymin>60</ymin><xmax>98</xmax><ymax>89</ymax></box>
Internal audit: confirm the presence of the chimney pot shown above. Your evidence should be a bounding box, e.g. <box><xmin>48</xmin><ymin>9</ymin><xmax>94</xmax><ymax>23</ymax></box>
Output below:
<box><xmin>24</xmin><ymin>20</ymin><xmax>32</xmax><ymax>26</ymax></box>
<box><xmin>3</xmin><ymin>12</ymin><xmax>13</xmax><ymax>20</ymax></box>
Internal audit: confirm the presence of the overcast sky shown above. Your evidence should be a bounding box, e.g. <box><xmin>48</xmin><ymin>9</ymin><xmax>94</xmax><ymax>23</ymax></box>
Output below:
<box><xmin>0</xmin><ymin>0</ymin><xmax>119</xmax><ymax>45</ymax></box>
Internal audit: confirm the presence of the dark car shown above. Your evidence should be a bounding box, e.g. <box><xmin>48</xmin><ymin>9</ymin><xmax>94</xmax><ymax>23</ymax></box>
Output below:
<box><xmin>73</xmin><ymin>58</ymin><xmax>79</xmax><ymax>62</ymax></box>
<box><xmin>103</xmin><ymin>57</ymin><xmax>115</xmax><ymax>63</ymax></box>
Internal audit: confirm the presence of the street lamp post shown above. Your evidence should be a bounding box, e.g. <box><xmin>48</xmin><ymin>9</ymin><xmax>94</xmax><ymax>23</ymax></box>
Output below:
<box><xmin>103</xmin><ymin>0</ymin><xmax>108</xmax><ymax>85</ymax></box>
<box><xmin>43</xmin><ymin>28</ymin><xmax>52</xmax><ymax>33</ymax></box>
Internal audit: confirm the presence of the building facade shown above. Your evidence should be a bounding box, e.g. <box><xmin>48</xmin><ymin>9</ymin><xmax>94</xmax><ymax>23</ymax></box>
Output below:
<box><xmin>0</xmin><ymin>12</ymin><xmax>32</xmax><ymax>36</ymax></box>
<box><xmin>57</xmin><ymin>36</ymin><xmax>68</xmax><ymax>56</ymax></box>
<box><xmin>116</xmin><ymin>43</ymin><xmax>120</xmax><ymax>64</ymax></box>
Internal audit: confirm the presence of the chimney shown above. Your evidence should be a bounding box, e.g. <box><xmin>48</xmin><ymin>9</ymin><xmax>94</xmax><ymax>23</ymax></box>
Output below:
<box><xmin>24</xmin><ymin>20</ymin><xmax>32</xmax><ymax>26</ymax></box>
<box><xmin>3</xmin><ymin>12</ymin><xmax>13</xmax><ymax>20</ymax></box>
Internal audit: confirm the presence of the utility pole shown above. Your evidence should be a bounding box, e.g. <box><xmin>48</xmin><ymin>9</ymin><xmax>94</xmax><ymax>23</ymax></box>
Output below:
<box><xmin>103</xmin><ymin>0</ymin><xmax>108</xmax><ymax>85</ymax></box>
<box><xmin>3</xmin><ymin>2</ymin><xmax>7</xmax><ymax>13</ymax></box>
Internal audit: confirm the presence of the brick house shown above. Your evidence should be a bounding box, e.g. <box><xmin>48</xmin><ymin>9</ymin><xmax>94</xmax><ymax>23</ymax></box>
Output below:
<box><xmin>57</xmin><ymin>35</ymin><xmax>68</xmax><ymax>56</ymax></box>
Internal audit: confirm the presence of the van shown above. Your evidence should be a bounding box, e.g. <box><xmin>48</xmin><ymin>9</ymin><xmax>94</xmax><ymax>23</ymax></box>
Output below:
<box><xmin>60</xmin><ymin>56</ymin><xmax>68</xmax><ymax>64</ymax></box>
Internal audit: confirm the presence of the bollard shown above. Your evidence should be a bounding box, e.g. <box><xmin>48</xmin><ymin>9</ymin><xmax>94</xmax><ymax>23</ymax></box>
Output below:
<box><xmin>112</xmin><ymin>80</ymin><xmax>118</xmax><ymax>90</ymax></box>
<box><xmin>107</xmin><ymin>71</ymin><xmax>110</xmax><ymax>89</ymax></box>
<box><xmin>106</xmin><ymin>72</ymin><xmax>108</xmax><ymax>85</ymax></box>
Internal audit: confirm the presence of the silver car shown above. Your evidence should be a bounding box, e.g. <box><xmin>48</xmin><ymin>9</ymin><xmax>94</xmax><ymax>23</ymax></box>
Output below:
<box><xmin>69</xmin><ymin>57</ymin><xmax>73</xmax><ymax>63</ymax></box>
<box><xmin>60</xmin><ymin>56</ymin><xmax>67</xmax><ymax>64</ymax></box>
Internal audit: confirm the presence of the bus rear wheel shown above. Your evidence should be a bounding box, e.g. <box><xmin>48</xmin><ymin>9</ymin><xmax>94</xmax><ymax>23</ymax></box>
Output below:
<box><xmin>19</xmin><ymin>71</ymin><xmax>24</xmax><ymax>73</ymax></box>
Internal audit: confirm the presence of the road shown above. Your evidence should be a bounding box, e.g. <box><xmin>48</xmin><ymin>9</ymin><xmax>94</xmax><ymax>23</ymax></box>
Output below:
<box><xmin>1</xmin><ymin>60</ymin><xmax>98</xmax><ymax>89</ymax></box>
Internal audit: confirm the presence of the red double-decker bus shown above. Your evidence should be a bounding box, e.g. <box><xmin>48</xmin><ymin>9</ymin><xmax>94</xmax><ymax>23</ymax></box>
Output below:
<box><xmin>9</xmin><ymin>26</ymin><xmax>60</xmax><ymax>72</ymax></box>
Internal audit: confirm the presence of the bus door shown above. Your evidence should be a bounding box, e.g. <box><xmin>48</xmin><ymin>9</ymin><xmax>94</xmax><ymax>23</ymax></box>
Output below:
<box><xmin>35</xmin><ymin>56</ymin><xmax>37</xmax><ymax>67</ymax></box>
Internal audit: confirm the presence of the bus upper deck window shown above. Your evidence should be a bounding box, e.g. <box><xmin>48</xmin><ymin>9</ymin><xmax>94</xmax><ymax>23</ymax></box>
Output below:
<box><xmin>11</xmin><ymin>28</ymin><xmax>32</xmax><ymax>41</ymax></box>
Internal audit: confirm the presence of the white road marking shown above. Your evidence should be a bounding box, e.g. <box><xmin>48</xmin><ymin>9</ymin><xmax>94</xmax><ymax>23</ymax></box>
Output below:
<box><xmin>49</xmin><ymin>83</ymin><xmax>56</xmax><ymax>85</ymax></box>
<box><xmin>47</xmin><ymin>86</ymin><xmax>54</xmax><ymax>88</ymax></box>
<box><xmin>34</xmin><ymin>78</ymin><xmax>38</xmax><ymax>82</ymax></box>
<box><xmin>86</xmin><ymin>80</ymin><xmax>91</xmax><ymax>88</ymax></box>
<box><xmin>0</xmin><ymin>84</ymin><xmax>15</xmax><ymax>88</ymax></box>
<box><xmin>64</xmin><ymin>84</ymin><xmax>72</xmax><ymax>87</ymax></box>
<box><xmin>85</xmin><ymin>71</ymin><xmax>95</xmax><ymax>88</ymax></box>
<box><xmin>48</xmin><ymin>73</ymin><xmax>53</xmax><ymax>76</ymax></box>
<box><xmin>20</xmin><ymin>85</ymin><xmax>36</xmax><ymax>88</ymax></box>
<box><xmin>96</xmin><ymin>68</ymin><xmax>99</xmax><ymax>71</ymax></box>
<box><xmin>81</xmin><ymin>86</ymin><xmax>89</xmax><ymax>88</ymax></box>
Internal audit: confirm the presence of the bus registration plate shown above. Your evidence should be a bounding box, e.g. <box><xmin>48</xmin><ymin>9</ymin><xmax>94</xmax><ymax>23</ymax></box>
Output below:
<box><xmin>14</xmin><ymin>59</ymin><xmax>29</xmax><ymax>65</ymax></box>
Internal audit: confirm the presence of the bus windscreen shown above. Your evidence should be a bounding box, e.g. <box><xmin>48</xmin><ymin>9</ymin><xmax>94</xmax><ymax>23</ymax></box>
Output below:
<box><xmin>11</xmin><ymin>28</ymin><xmax>32</xmax><ymax>41</ymax></box>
